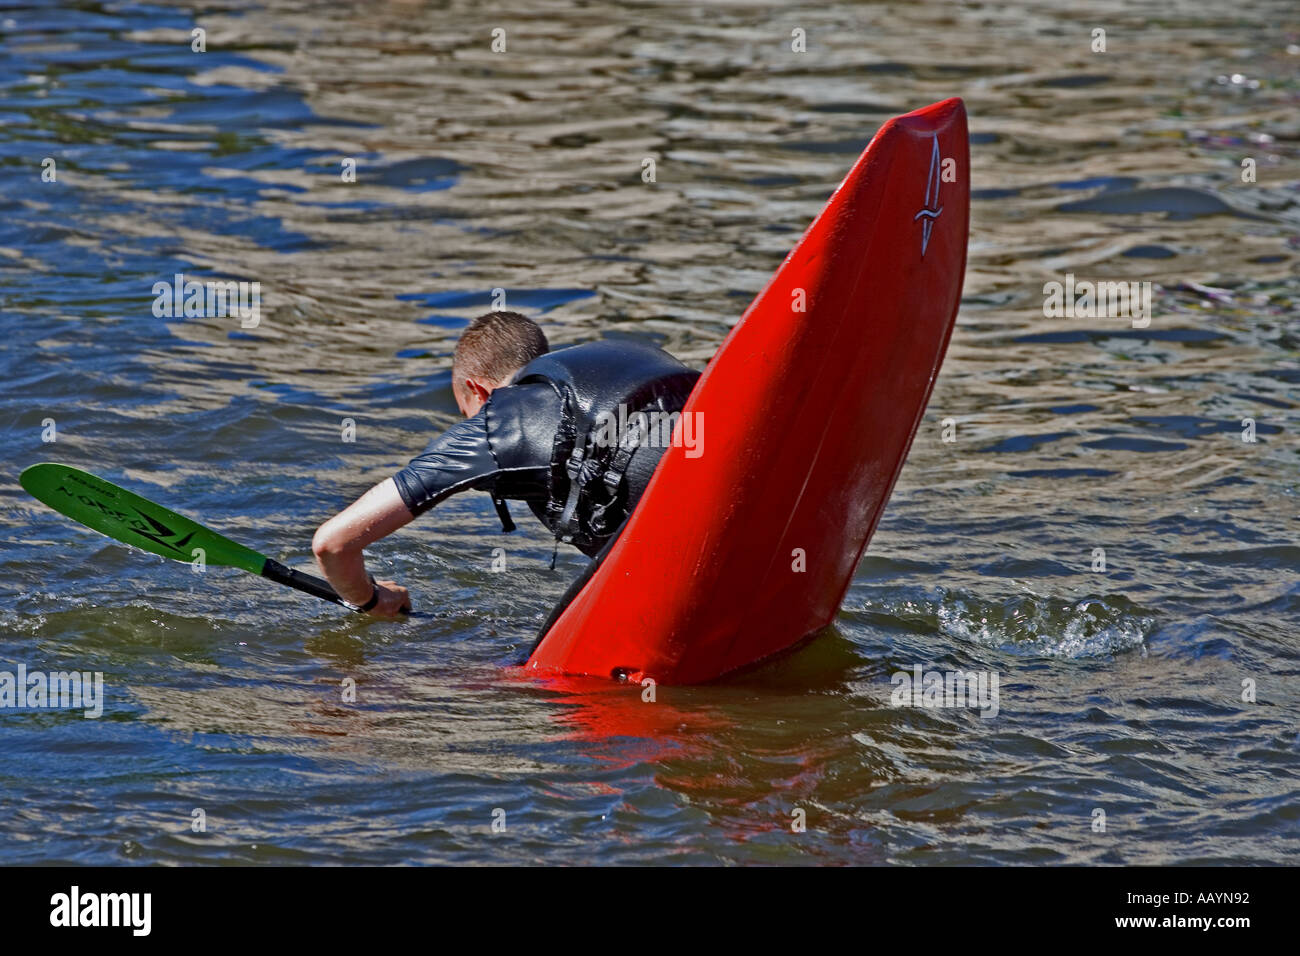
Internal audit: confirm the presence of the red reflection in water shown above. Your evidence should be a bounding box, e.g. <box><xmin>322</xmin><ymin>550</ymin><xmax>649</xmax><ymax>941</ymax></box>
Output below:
<box><xmin>499</xmin><ymin>668</ymin><xmax>728</xmax><ymax>760</ymax></box>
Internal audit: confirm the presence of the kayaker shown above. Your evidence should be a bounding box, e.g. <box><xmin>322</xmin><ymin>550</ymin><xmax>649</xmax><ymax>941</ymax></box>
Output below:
<box><xmin>311</xmin><ymin>310</ymin><xmax>700</xmax><ymax>617</ymax></box>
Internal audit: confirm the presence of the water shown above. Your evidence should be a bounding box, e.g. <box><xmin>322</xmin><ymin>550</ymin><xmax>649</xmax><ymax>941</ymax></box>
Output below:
<box><xmin>1</xmin><ymin>0</ymin><xmax>1297</xmax><ymax>864</ymax></box>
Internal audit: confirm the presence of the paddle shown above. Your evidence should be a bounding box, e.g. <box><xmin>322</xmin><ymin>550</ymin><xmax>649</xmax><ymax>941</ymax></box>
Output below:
<box><xmin>19</xmin><ymin>462</ymin><xmax>402</xmax><ymax>615</ymax></box>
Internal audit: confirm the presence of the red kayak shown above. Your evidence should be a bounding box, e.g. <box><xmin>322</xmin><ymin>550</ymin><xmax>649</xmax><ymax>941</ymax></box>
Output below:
<box><xmin>526</xmin><ymin>97</ymin><xmax>970</xmax><ymax>685</ymax></box>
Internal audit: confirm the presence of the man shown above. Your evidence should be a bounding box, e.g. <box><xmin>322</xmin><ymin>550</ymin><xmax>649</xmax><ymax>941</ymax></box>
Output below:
<box><xmin>312</xmin><ymin>311</ymin><xmax>700</xmax><ymax>617</ymax></box>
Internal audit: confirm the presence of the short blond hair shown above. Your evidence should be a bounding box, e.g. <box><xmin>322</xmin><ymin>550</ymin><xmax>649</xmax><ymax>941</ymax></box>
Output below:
<box><xmin>453</xmin><ymin>311</ymin><xmax>549</xmax><ymax>385</ymax></box>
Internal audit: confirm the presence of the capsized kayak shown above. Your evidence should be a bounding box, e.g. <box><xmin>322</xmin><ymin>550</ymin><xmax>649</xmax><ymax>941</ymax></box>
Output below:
<box><xmin>527</xmin><ymin>97</ymin><xmax>970</xmax><ymax>685</ymax></box>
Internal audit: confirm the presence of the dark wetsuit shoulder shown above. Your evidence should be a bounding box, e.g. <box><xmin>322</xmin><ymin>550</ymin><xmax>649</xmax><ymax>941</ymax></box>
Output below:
<box><xmin>391</xmin><ymin>383</ymin><xmax>561</xmax><ymax>517</ymax></box>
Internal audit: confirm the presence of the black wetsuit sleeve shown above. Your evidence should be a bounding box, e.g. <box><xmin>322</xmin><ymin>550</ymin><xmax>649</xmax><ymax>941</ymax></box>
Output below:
<box><xmin>392</xmin><ymin>410</ymin><xmax>500</xmax><ymax>517</ymax></box>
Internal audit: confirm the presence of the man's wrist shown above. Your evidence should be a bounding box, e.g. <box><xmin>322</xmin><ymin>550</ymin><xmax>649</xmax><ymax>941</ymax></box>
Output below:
<box><xmin>340</xmin><ymin>574</ymin><xmax>379</xmax><ymax>612</ymax></box>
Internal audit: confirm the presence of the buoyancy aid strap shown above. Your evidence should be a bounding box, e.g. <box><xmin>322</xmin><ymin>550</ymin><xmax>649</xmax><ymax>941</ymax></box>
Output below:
<box><xmin>491</xmin><ymin>495</ymin><xmax>516</xmax><ymax>533</ymax></box>
<box><xmin>543</xmin><ymin>384</ymin><xmax>579</xmax><ymax>531</ymax></box>
<box><xmin>568</xmin><ymin>373</ymin><xmax>700</xmax><ymax>539</ymax></box>
<box><xmin>516</xmin><ymin>358</ymin><xmax>701</xmax><ymax>550</ymax></box>
<box><xmin>588</xmin><ymin>412</ymin><xmax>647</xmax><ymax>535</ymax></box>
<box><xmin>554</xmin><ymin>441</ymin><xmax>588</xmax><ymax>542</ymax></box>
<box><xmin>604</xmin><ymin>410</ymin><xmax>647</xmax><ymax>493</ymax></box>
<box><xmin>595</xmin><ymin>373</ymin><xmax>694</xmax><ymax>496</ymax></box>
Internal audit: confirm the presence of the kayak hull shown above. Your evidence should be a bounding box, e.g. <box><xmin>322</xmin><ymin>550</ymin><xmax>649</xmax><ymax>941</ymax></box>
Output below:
<box><xmin>527</xmin><ymin>98</ymin><xmax>970</xmax><ymax>684</ymax></box>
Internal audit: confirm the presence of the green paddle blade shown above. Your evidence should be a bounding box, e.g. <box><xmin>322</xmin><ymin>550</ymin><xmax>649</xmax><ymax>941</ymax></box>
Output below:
<box><xmin>19</xmin><ymin>463</ymin><xmax>267</xmax><ymax>575</ymax></box>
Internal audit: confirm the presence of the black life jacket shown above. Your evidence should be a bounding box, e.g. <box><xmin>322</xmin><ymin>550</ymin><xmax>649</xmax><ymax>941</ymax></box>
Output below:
<box><xmin>485</xmin><ymin>339</ymin><xmax>699</xmax><ymax>556</ymax></box>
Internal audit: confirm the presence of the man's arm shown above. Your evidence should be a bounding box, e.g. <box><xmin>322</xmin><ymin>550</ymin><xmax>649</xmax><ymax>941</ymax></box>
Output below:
<box><xmin>322</xmin><ymin>403</ymin><xmax>527</xmax><ymax>617</ymax></box>
<box><xmin>312</xmin><ymin>477</ymin><xmax>413</xmax><ymax>618</ymax></box>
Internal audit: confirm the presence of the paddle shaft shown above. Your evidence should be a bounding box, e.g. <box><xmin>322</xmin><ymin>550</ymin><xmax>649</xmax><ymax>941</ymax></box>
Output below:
<box><xmin>260</xmin><ymin>559</ymin><xmax>415</xmax><ymax>616</ymax></box>
<box><xmin>261</xmin><ymin>558</ymin><xmax>350</xmax><ymax>608</ymax></box>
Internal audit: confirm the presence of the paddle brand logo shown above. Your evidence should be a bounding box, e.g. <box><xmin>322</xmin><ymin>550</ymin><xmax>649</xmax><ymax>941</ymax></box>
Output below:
<box><xmin>52</xmin><ymin>473</ymin><xmax>196</xmax><ymax>560</ymax></box>
<box><xmin>891</xmin><ymin>665</ymin><xmax>999</xmax><ymax>718</ymax></box>
<box><xmin>0</xmin><ymin>664</ymin><xmax>103</xmax><ymax>718</ymax></box>
<box><xmin>151</xmin><ymin>271</ymin><xmax>261</xmax><ymax>328</ymax></box>
<box><xmin>914</xmin><ymin>135</ymin><xmax>944</xmax><ymax>257</ymax></box>
<box><xmin>49</xmin><ymin>886</ymin><xmax>150</xmax><ymax>936</ymax></box>
<box><xmin>125</xmin><ymin>509</ymin><xmax>197</xmax><ymax>558</ymax></box>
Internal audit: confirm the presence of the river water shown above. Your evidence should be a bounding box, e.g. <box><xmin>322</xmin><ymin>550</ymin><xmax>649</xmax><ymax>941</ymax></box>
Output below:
<box><xmin>1</xmin><ymin>0</ymin><xmax>1297</xmax><ymax>864</ymax></box>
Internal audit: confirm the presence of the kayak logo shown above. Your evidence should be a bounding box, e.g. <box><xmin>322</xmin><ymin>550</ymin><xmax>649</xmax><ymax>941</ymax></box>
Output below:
<box><xmin>49</xmin><ymin>886</ymin><xmax>151</xmax><ymax>936</ymax></box>
<box><xmin>914</xmin><ymin>135</ymin><xmax>944</xmax><ymax>257</ymax></box>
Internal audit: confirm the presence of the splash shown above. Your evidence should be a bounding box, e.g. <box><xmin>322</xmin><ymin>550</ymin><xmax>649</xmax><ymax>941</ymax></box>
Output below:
<box><xmin>936</xmin><ymin>594</ymin><xmax>1151</xmax><ymax>659</ymax></box>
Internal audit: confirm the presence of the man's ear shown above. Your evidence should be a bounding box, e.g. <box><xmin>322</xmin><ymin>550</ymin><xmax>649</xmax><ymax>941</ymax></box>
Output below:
<box><xmin>465</xmin><ymin>377</ymin><xmax>493</xmax><ymax>405</ymax></box>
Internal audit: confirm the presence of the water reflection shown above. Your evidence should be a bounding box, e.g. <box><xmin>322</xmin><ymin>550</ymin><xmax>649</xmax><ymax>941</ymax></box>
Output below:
<box><xmin>1</xmin><ymin>0</ymin><xmax>1297</xmax><ymax>864</ymax></box>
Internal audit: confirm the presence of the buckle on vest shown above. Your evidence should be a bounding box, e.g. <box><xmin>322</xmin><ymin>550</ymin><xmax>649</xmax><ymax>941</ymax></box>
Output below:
<box><xmin>565</xmin><ymin>446</ymin><xmax>585</xmax><ymax>480</ymax></box>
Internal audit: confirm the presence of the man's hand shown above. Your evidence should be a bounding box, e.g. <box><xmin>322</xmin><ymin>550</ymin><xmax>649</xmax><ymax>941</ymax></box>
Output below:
<box><xmin>312</xmin><ymin>478</ymin><xmax>418</xmax><ymax>620</ymax></box>
<box><xmin>369</xmin><ymin>579</ymin><xmax>411</xmax><ymax>618</ymax></box>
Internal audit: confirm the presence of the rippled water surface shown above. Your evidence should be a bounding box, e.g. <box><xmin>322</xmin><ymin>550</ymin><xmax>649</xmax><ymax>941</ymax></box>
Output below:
<box><xmin>2</xmin><ymin>0</ymin><xmax>1298</xmax><ymax>864</ymax></box>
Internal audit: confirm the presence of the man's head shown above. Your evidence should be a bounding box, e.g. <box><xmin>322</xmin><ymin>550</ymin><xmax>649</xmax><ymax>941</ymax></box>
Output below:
<box><xmin>451</xmin><ymin>310</ymin><xmax>549</xmax><ymax>417</ymax></box>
